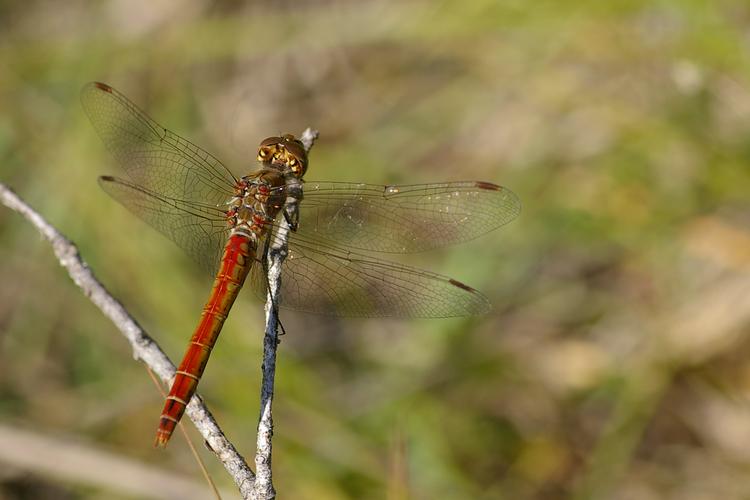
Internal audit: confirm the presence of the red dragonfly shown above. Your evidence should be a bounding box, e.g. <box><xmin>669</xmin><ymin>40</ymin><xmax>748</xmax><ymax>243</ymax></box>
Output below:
<box><xmin>81</xmin><ymin>82</ymin><xmax>520</xmax><ymax>447</ymax></box>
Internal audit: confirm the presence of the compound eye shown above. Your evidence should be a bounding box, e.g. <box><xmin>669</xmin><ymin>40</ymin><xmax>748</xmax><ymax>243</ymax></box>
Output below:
<box><xmin>260</xmin><ymin>136</ymin><xmax>282</xmax><ymax>147</ymax></box>
<box><xmin>284</xmin><ymin>140</ymin><xmax>305</xmax><ymax>159</ymax></box>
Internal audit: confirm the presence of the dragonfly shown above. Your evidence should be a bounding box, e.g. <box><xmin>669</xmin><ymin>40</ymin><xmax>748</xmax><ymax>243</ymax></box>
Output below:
<box><xmin>81</xmin><ymin>82</ymin><xmax>520</xmax><ymax>447</ymax></box>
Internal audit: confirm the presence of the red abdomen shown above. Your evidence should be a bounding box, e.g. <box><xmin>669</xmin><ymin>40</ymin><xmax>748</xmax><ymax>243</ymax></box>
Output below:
<box><xmin>154</xmin><ymin>233</ymin><xmax>255</xmax><ymax>447</ymax></box>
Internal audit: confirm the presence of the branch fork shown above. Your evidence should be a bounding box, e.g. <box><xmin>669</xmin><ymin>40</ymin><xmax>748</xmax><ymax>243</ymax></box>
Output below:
<box><xmin>0</xmin><ymin>127</ymin><xmax>319</xmax><ymax>500</ymax></box>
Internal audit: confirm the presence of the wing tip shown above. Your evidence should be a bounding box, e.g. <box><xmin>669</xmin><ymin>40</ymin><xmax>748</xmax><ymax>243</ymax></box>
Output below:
<box><xmin>471</xmin><ymin>296</ymin><xmax>492</xmax><ymax>316</ymax></box>
<box><xmin>81</xmin><ymin>82</ymin><xmax>115</xmax><ymax>115</ymax></box>
<box><xmin>474</xmin><ymin>180</ymin><xmax>522</xmax><ymax>222</ymax></box>
<box><xmin>448</xmin><ymin>278</ymin><xmax>492</xmax><ymax>316</ymax></box>
<box><xmin>507</xmin><ymin>189</ymin><xmax>522</xmax><ymax>218</ymax></box>
<box><xmin>81</xmin><ymin>81</ymin><xmax>114</xmax><ymax>98</ymax></box>
<box><xmin>490</xmin><ymin>183</ymin><xmax>522</xmax><ymax>223</ymax></box>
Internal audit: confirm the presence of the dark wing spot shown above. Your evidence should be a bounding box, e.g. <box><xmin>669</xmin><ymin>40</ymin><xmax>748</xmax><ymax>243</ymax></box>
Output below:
<box><xmin>93</xmin><ymin>81</ymin><xmax>113</xmax><ymax>93</ymax></box>
<box><xmin>449</xmin><ymin>278</ymin><xmax>478</xmax><ymax>293</ymax></box>
<box><xmin>474</xmin><ymin>181</ymin><xmax>501</xmax><ymax>191</ymax></box>
<box><xmin>99</xmin><ymin>175</ymin><xmax>115</xmax><ymax>182</ymax></box>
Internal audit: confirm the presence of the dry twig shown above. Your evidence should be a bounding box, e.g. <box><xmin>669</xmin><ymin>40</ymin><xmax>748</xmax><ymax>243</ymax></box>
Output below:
<box><xmin>253</xmin><ymin>127</ymin><xmax>319</xmax><ymax>499</ymax></box>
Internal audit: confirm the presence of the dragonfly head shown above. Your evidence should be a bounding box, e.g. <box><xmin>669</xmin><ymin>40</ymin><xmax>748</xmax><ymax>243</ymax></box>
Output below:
<box><xmin>257</xmin><ymin>134</ymin><xmax>308</xmax><ymax>178</ymax></box>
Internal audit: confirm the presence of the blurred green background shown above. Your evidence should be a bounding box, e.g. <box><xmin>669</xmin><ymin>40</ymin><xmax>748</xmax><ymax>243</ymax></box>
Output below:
<box><xmin>2</xmin><ymin>1</ymin><xmax>750</xmax><ymax>499</ymax></box>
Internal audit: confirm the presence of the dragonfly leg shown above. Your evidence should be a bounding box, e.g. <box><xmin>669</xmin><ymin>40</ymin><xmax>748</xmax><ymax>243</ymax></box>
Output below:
<box><xmin>283</xmin><ymin>209</ymin><xmax>298</xmax><ymax>232</ymax></box>
<box><xmin>282</xmin><ymin>176</ymin><xmax>302</xmax><ymax>232</ymax></box>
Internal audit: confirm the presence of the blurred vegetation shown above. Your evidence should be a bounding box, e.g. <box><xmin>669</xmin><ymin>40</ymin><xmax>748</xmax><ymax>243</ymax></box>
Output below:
<box><xmin>1</xmin><ymin>0</ymin><xmax>750</xmax><ymax>499</ymax></box>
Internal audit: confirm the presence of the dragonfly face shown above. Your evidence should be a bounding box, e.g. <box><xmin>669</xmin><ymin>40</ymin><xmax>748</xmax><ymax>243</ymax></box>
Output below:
<box><xmin>257</xmin><ymin>134</ymin><xmax>308</xmax><ymax>177</ymax></box>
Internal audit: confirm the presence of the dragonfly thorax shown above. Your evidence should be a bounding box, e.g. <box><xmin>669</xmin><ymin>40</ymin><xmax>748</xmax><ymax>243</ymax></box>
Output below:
<box><xmin>226</xmin><ymin>172</ymin><xmax>287</xmax><ymax>238</ymax></box>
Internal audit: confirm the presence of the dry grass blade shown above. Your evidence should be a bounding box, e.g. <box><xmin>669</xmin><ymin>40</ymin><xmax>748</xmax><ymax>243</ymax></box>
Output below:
<box><xmin>146</xmin><ymin>367</ymin><xmax>222</xmax><ymax>500</ymax></box>
<box><xmin>0</xmin><ymin>423</ymin><xmax>227</xmax><ymax>499</ymax></box>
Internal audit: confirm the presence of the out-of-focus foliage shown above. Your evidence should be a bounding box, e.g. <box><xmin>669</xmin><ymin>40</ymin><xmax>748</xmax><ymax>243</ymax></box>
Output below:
<box><xmin>1</xmin><ymin>1</ymin><xmax>750</xmax><ymax>499</ymax></box>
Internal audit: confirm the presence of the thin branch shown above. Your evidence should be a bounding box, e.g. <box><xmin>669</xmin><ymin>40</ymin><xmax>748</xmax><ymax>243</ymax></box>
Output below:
<box><xmin>253</xmin><ymin>127</ymin><xmax>319</xmax><ymax>499</ymax></box>
<box><xmin>0</xmin><ymin>182</ymin><xmax>256</xmax><ymax>498</ymax></box>
<box><xmin>299</xmin><ymin>127</ymin><xmax>321</xmax><ymax>153</ymax></box>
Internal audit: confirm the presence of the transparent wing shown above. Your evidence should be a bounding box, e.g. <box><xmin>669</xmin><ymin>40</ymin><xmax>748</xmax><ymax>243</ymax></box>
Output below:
<box><xmin>297</xmin><ymin>181</ymin><xmax>520</xmax><ymax>253</ymax></box>
<box><xmin>81</xmin><ymin>82</ymin><xmax>237</xmax><ymax>208</ymax></box>
<box><xmin>98</xmin><ymin>176</ymin><xmax>230</xmax><ymax>275</ymax></box>
<box><xmin>101</xmin><ymin>176</ymin><xmax>490</xmax><ymax>318</ymax></box>
<box><xmin>249</xmin><ymin>231</ymin><xmax>490</xmax><ymax>318</ymax></box>
<box><xmin>83</xmin><ymin>82</ymin><xmax>517</xmax><ymax>317</ymax></box>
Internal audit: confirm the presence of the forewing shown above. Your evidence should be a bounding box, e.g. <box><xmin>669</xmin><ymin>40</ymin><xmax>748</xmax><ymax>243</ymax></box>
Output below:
<box><xmin>249</xmin><ymin>232</ymin><xmax>490</xmax><ymax>318</ymax></box>
<box><xmin>297</xmin><ymin>181</ymin><xmax>520</xmax><ymax>253</ymax></box>
<box><xmin>81</xmin><ymin>82</ymin><xmax>237</xmax><ymax>208</ymax></box>
<box><xmin>99</xmin><ymin>176</ymin><xmax>229</xmax><ymax>276</ymax></box>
